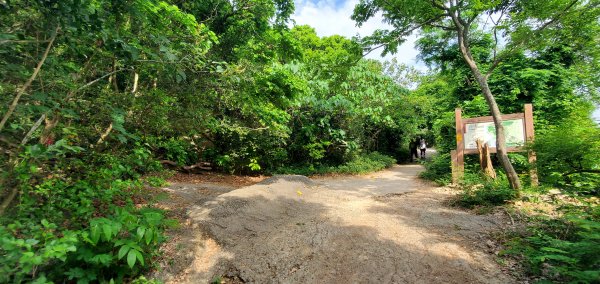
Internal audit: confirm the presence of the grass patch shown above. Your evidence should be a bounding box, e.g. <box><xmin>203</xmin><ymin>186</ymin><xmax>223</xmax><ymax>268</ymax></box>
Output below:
<box><xmin>276</xmin><ymin>152</ymin><xmax>396</xmax><ymax>176</ymax></box>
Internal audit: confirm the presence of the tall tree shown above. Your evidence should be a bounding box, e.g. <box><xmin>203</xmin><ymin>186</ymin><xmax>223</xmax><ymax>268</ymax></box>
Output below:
<box><xmin>353</xmin><ymin>0</ymin><xmax>600</xmax><ymax>189</ymax></box>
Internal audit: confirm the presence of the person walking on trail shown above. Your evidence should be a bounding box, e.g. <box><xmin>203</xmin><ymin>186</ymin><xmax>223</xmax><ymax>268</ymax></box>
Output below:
<box><xmin>419</xmin><ymin>138</ymin><xmax>427</xmax><ymax>158</ymax></box>
<box><xmin>409</xmin><ymin>139</ymin><xmax>419</xmax><ymax>162</ymax></box>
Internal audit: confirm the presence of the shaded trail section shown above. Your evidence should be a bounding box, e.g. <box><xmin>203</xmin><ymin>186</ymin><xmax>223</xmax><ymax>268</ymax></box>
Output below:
<box><xmin>153</xmin><ymin>165</ymin><xmax>513</xmax><ymax>283</ymax></box>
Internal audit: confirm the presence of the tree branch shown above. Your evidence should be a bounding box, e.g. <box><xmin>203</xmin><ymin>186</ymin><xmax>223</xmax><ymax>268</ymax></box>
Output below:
<box><xmin>486</xmin><ymin>10</ymin><xmax>506</xmax><ymax>79</ymax></box>
<box><xmin>360</xmin><ymin>14</ymin><xmax>445</xmax><ymax>60</ymax></box>
<box><xmin>20</xmin><ymin>114</ymin><xmax>45</xmax><ymax>145</ymax></box>
<box><xmin>65</xmin><ymin>68</ymin><xmax>129</xmax><ymax>101</ymax></box>
<box><xmin>485</xmin><ymin>0</ymin><xmax>581</xmax><ymax>78</ymax></box>
<box><xmin>431</xmin><ymin>24</ymin><xmax>455</xmax><ymax>31</ymax></box>
<box><xmin>0</xmin><ymin>39</ymin><xmax>51</xmax><ymax>45</ymax></box>
<box><xmin>95</xmin><ymin>123</ymin><xmax>113</xmax><ymax>145</ymax></box>
<box><xmin>0</xmin><ymin>182</ymin><xmax>18</xmax><ymax>216</ymax></box>
<box><xmin>430</xmin><ymin>0</ymin><xmax>449</xmax><ymax>11</ymax></box>
<box><xmin>563</xmin><ymin>169</ymin><xmax>600</xmax><ymax>177</ymax></box>
<box><xmin>537</xmin><ymin>0</ymin><xmax>580</xmax><ymax>31</ymax></box>
<box><xmin>0</xmin><ymin>135</ymin><xmax>18</xmax><ymax>148</ymax></box>
<box><xmin>0</xmin><ymin>26</ymin><xmax>59</xmax><ymax>133</ymax></box>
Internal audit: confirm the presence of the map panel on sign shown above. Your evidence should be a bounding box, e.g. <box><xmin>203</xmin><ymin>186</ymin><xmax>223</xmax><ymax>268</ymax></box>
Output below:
<box><xmin>464</xmin><ymin>119</ymin><xmax>525</xmax><ymax>150</ymax></box>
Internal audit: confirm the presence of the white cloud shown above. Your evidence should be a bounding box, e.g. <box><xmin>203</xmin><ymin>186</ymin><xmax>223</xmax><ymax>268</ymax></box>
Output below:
<box><xmin>292</xmin><ymin>0</ymin><xmax>426</xmax><ymax>70</ymax></box>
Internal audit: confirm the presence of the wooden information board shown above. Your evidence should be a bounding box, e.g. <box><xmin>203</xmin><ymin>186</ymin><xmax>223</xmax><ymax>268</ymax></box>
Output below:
<box><xmin>452</xmin><ymin>104</ymin><xmax>538</xmax><ymax>185</ymax></box>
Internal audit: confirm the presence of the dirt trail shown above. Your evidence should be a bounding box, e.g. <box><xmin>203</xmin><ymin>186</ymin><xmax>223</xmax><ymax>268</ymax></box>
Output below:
<box><xmin>153</xmin><ymin>165</ymin><xmax>513</xmax><ymax>283</ymax></box>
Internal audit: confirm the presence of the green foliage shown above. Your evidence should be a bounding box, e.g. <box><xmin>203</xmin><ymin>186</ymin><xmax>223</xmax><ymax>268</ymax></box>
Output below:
<box><xmin>333</xmin><ymin>152</ymin><xmax>396</xmax><ymax>174</ymax></box>
<box><xmin>0</xmin><ymin>221</ymin><xmax>77</xmax><ymax>283</ymax></box>
<box><xmin>532</xmin><ymin>111</ymin><xmax>600</xmax><ymax>194</ymax></box>
<box><xmin>0</xmin><ymin>140</ymin><xmax>172</xmax><ymax>283</ymax></box>
<box><xmin>5</xmin><ymin>0</ymin><xmax>596</xmax><ymax>282</ymax></box>
<box><xmin>131</xmin><ymin>276</ymin><xmax>162</xmax><ymax>284</ymax></box>
<box><xmin>504</xmin><ymin>207</ymin><xmax>600</xmax><ymax>283</ymax></box>
<box><xmin>1</xmin><ymin>2</ymin><xmax>423</xmax><ymax>278</ymax></box>
<box><xmin>1</xmin><ymin>207</ymin><xmax>171</xmax><ymax>283</ymax></box>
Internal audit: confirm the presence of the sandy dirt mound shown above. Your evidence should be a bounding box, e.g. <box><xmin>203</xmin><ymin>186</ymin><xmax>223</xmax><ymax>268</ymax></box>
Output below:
<box><xmin>153</xmin><ymin>165</ymin><xmax>514</xmax><ymax>283</ymax></box>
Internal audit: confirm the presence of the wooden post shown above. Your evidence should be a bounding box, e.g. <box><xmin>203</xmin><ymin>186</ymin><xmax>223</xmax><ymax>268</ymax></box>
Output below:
<box><xmin>451</xmin><ymin>150</ymin><xmax>458</xmax><ymax>185</ymax></box>
<box><xmin>454</xmin><ymin>108</ymin><xmax>465</xmax><ymax>181</ymax></box>
<box><xmin>477</xmin><ymin>139</ymin><xmax>497</xmax><ymax>179</ymax></box>
<box><xmin>524</xmin><ymin>104</ymin><xmax>539</xmax><ymax>186</ymax></box>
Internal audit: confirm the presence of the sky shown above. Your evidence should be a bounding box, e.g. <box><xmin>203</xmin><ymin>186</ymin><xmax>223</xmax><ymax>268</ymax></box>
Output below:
<box><xmin>593</xmin><ymin>107</ymin><xmax>600</xmax><ymax>124</ymax></box>
<box><xmin>291</xmin><ymin>0</ymin><xmax>426</xmax><ymax>70</ymax></box>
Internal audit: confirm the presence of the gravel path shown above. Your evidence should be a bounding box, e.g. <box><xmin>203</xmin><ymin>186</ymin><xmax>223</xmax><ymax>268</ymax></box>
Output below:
<box><xmin>154</xmin><ymin>165</ymin><xmax>513</xmax><ymax>283</ymax></box>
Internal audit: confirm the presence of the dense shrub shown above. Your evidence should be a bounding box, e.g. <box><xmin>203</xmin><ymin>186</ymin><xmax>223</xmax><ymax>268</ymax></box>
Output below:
<box><xmin>333</xmin><ymin>152</ymin><xmax>397</xmax><ymax>174</ymax></box>
<box><xmin>420</xmin><ymin>152</ymin><xmax>452</xmax><ymax>185</ymax></box>
<box><xmin>532</xmin><ymin>112</ymin><xmax>600</xmax><ymax>195</ymax></box>
<box><xmin>276</xmin><ymin>152</ymin><xmax>396</xmax><ymax>175</ymax></box>
<box><xmin>143</xmin><ymin>136</ymin><xmax>199</xmax><ymax>167</ymax></box>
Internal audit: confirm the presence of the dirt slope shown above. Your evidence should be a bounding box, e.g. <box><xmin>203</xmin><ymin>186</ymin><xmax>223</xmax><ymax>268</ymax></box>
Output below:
<box><xmin>153</xmin><ymin>165</ymin><xmax>513</xmax><ymax>283</ymax></box>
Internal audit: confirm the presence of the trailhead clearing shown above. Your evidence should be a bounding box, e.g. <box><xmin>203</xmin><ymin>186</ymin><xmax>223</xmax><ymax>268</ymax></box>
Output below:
<box><xmin>152</xmin><ymin>164</ymin><xmax>513</xmax><ymax>283</ymax></box>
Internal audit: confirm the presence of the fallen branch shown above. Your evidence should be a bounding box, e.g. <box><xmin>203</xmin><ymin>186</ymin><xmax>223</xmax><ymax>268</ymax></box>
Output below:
<box><xmin>160</xmin><ymin>160</ymin><xmax>213</xmax><ymax>173</ymax></box>
<box><xmin>182</xmin><ymin>162</ymin><xmax>213</xmax><ymax>172</ymax></box>
<box><xmin>504</xmin><ymin>208</ymin><xmax>515</xmax><ymax>226</ymax></box>
<box><xmin>0</xmin><ymin>39</ymin><xmax>52</xmax><ymax>45</ymax></box>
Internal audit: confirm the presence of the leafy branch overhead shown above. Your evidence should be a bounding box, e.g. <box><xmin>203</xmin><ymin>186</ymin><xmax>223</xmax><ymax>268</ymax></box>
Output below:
<box><xmin>352</xmin><ymin>0</ymin><xmax>599</xmax><ymax>189</ymax></box>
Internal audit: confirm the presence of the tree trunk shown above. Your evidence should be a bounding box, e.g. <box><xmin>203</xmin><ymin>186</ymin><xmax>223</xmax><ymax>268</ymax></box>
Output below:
<box><xmin>451</xmin><ymin>16</ymin><xmax>521</xmax><ymax>189</ymax></box>
<box><xmin>472</xmin><ymin>73</ymin><xmax>520</xmax><ymax>189</ymax></box>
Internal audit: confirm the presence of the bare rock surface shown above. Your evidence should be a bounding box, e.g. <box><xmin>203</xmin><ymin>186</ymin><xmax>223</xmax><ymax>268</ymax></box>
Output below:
<box><xmin>154</xmin><ymin>165</ymin><xmax>513</xmax><ymax>283</ymax></box>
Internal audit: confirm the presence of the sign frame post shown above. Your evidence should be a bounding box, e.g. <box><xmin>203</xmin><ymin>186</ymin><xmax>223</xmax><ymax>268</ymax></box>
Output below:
<box><xmin>453</xmin><ymin>109</ymin><xmax>465</xmax><ymax>184</ymax></box>
<box><xmin>524</xmin><ymin>104</ymin><xmax>539</xmax><ymax>186</ymax></box>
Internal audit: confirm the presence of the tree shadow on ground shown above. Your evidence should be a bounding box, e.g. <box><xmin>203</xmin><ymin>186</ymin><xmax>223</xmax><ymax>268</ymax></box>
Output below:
<box><xmin>154</xmin><ymin>175</ymin><xmax>512</xmax><ymax>283</ymax></box>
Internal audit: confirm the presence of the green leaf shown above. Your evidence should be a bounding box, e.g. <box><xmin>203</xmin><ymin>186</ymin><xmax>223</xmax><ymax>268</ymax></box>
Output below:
<box><xmin>102</xmin><ymin>223</ymin><xmax>112</xmax><ymax>241</ymax></box>
<box><xmin>137</xmin><ymin>227</ymin><xmax>146</xmax><ymax>241</ymax></box>
<box><xmin>118</xmin><ymin>245</ymin><xmax>129</xmax><ymax>259</ymax></box>
<box><xmin>135</xmin><ymin>250</ymin><xmax>144</xmax><ymax>266</ymax></box>
<box><xmin>539</xmin><ymin>254</ymin><xmax>578</xmax><ymax>264</ymax></box>
<box><xmin>90</xmin><ymin>224</ymin><xmax>100</xmax><ymax>244</ymax></box>
<box><xmin>127</xmin><ymin>249</ymin><xmax>137</xmax><ymax>268</ymax></box>
<box><xmin>91</xmin><ymin>254</ymin><xmax>113</xmax><ymax>266</ymax></box>
<box><xmin>145</xmin><ymin>228</ymin><xmax>153</xmax><ymax>245</ymax></box>
<box><xmin>111</xmin><ymin>222</ymin><xmax>122</xmax><ymax>236</ymax></box>
<box><xmin>30</xmin><ymin>275</ymin><xmax>49</xmax><ymax>284</ymax></box>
